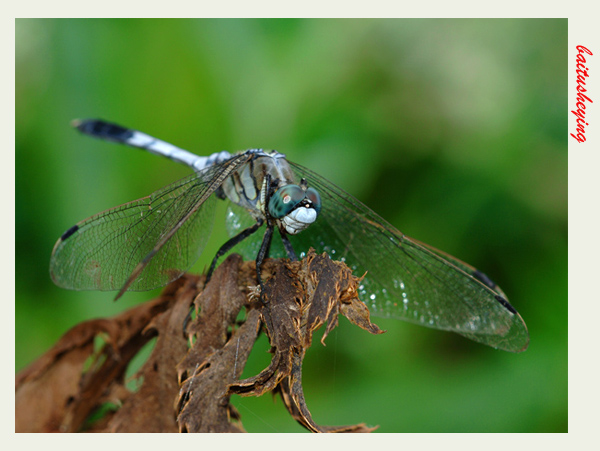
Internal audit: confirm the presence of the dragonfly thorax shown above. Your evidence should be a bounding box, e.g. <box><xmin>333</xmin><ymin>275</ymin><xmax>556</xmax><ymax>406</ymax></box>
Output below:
<box><xmin>218</xmin><ymin>150</ymin><xmax>292</xmax><ymax>218</ymax></box>
<box><xmin>219</xmin><ymin>149</ymin><xmax>321</xmax><ymax>235</ymax></box>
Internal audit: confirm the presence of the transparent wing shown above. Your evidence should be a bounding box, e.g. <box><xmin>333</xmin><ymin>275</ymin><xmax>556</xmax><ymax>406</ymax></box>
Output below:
<box><xmin>283</xmin><ymin>161</ymin><xmax>529</xmax><ymax>353</ymax></box>
<box><xmin>50</xmin><ymin>154</ymin><xmax>249</xmax><ymax>292</ymax></box>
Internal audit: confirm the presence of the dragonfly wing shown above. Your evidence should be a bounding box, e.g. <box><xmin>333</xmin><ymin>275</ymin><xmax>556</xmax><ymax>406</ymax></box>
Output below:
<box><xmin>50</xmin><ymin>154</ymin><xmax>250</xmax><ymax>292</ymax></box>
<box><xmin>407</xmin><ymin>237</ymin><xmax>509</xmax><ymax>300</ymax></box>
<box><xmin>288</xmin><ymin>161</ymin><xmax>529</xmax><ymax>352</ymax></box>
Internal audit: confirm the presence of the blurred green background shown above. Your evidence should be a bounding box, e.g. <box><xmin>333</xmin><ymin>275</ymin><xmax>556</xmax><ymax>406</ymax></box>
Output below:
<box><xmin>15</xmin><ymin>19</ymin><xmax>567</xmax><ymax>432</ymax></box>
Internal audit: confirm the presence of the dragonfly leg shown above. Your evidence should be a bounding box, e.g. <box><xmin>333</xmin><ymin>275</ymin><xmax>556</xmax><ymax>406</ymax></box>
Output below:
<box><xmin>280</xmin><ymin>232</ymin><xmax>298</xmax><ymax>261</ymax></box>
<box><xmin>182</xmin><ymin>219</ymin><xmax>265</xmax><ymax>338</ymax></box>
<box><xmin>205</xmin><ymin>219</ymin><xmax>264</xmax><ymax>284</ymax></box>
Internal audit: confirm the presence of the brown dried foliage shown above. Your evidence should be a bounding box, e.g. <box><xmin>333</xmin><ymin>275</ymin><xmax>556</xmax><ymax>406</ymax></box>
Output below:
<box><xmin>16</xmin><ymin>250</ymin><xmax>384</xmax><ymax>433</ymax></box>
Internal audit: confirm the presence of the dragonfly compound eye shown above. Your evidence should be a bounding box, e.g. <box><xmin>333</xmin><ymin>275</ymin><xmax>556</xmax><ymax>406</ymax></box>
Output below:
<box><xmin>268</xmin><ymin>185</ymin><xmax>306</xmax><ymax>219</ymax></box>
<box><xmin>306</xmin><ymin>187</ymin><xmax>321</xmax><ymax>214</ymax></box>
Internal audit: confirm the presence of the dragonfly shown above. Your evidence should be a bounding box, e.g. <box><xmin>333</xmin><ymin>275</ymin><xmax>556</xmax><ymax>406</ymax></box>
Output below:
<box><xmin>50</xmin><ymin>120</ymin><xmax>529</xmax><ymax>353</ymax></box>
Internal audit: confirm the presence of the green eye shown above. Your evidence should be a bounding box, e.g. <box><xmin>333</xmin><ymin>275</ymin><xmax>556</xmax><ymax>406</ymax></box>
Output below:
<box><xmin>268</xmin><ymin>185</ymin><xmax>305</xmax><ymax>218</ymax></box>
<box><xmin>306</xmin><ymin>188</ymin><xmax>321</xmax><ymax>213</ymax></box>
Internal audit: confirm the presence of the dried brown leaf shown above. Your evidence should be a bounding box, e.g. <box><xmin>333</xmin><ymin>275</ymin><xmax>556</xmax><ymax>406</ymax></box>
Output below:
<box><xmin>229</xmin><ymin>250</ymin><xmax>383</xmax><ymax>432</ymax></box>
<box><xmin>15</xmin><ymin>274</ymin><xmax>199</xmax><ymax>432</ymax></box>
<box><xmin>16</xmin><ymin>250</ymin><xmax>383</xmax><ymax>433</ymax></box>
<box><xmin>176</xmin><ymin>255</ymin><xmax>258</xmax><ymax>432</ymax></box>
<box><xmin>102</xmin><ymin>275</ymin><xmax>199</xmax><ymax>432</ymax></box>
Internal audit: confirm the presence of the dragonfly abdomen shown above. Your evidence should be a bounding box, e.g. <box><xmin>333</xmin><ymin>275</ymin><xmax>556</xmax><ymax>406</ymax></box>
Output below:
<box><xmin>74</xmin><ymin>118</ymin><xmax>233</xmax><ymax>173</ymax></box>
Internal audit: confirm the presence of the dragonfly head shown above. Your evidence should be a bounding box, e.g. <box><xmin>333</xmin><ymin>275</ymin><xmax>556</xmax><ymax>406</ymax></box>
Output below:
<box><xmin>268</xmin><ymin>180</ymin><xmax>321</xmax><ymax>235</ymax></box>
